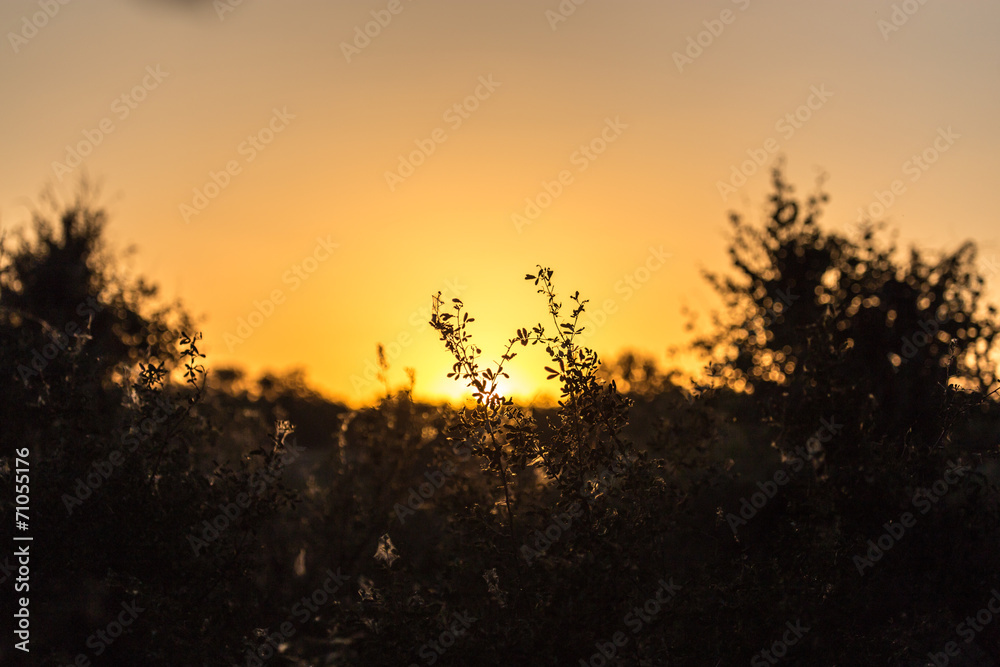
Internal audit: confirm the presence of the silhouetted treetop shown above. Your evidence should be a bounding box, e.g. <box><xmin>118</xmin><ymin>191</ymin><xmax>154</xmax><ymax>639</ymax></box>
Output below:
<box><xmin>1</xmin><ymin>188</ymin><xmax>189</xmax><ymax>388</ymax></box>
<box><xmin>697</xmin><ymin>165</ymin><xmax>999</xmax><ymax>446</ymax></box>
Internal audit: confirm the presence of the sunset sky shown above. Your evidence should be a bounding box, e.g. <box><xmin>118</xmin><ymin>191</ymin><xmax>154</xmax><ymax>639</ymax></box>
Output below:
<box><xmin>2</xmin><ymin>0</ymin><xmax>998</xmax><ymax>405</ymax></box>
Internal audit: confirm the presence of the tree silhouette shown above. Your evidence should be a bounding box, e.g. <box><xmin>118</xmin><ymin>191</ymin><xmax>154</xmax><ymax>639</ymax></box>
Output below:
<box><xmin>0</xmin><ymin>192</ymin><xmax>296</xmax><ymax>665</ymax></box>
<box><xmin>2</xmin><ymin>173</ymin><xmax>999</xmax><ymax>664</ymax></box>
<box><xmin>690</xmin><ymin>165</ymin><xmax>1000</xmax><ymax>662</ymax></box>
<box><xmin>698</xmin><ymin>165</ymin><xmax>999</xmax><ymax>458</ymax></box>
<box><xmin>1</xmin><ymin>188</ymin><xmax>186</xmax><ymax>386</ymax></box>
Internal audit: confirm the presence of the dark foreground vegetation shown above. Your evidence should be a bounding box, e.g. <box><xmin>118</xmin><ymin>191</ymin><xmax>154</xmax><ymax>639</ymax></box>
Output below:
<box><xmin>2</xmin><ymin>169</ymin><xmax>1000</xmax><ymax>665</ymax></box>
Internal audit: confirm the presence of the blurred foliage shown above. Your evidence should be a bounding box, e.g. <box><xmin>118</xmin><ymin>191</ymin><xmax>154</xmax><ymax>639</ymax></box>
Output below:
<box><xmin>2</xmin><ymin>170</ymin><xmax>999</xmax><ymax>665</ymax></box>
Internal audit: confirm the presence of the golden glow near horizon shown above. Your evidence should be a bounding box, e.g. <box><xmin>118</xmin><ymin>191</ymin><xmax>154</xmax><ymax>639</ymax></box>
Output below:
<box><xmin>2</xmin><ymin>0</ymin><xmax>999</xmax><ymax>406</ymax></box>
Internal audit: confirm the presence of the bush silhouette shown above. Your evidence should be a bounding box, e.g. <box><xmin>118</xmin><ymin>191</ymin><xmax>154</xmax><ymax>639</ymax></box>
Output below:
<box><xmin>689</xmin><ymin>165</ymin><xmax>1000</xmax><ymax>663</ymax></box>
<box><xmin>1</xmin><ymin>194</ymin><xmax>297</xmax><ymax>664</ymax></box>
<box><xmin>2</xmin><ymin>169</ymin><xmax>999</xmax><ymax>665</ymax></box>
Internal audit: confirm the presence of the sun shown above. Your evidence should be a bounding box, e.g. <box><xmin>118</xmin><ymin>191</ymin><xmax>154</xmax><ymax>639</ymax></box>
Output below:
<box><xmin>414</xmin><ymin>319</ymin><xmax>563</xmax><ymax>407</ymax></box>
<box><xmin>420</xmin><ymin>372</ymin><xmax>552</xmax><ymax>406</ymax></box>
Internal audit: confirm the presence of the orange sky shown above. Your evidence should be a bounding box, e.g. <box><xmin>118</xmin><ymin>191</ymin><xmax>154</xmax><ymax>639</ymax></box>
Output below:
<box><xmin>2</xmin><ymin>0</ymin><xmax>998</xmax><ymax>405</ymax></box>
